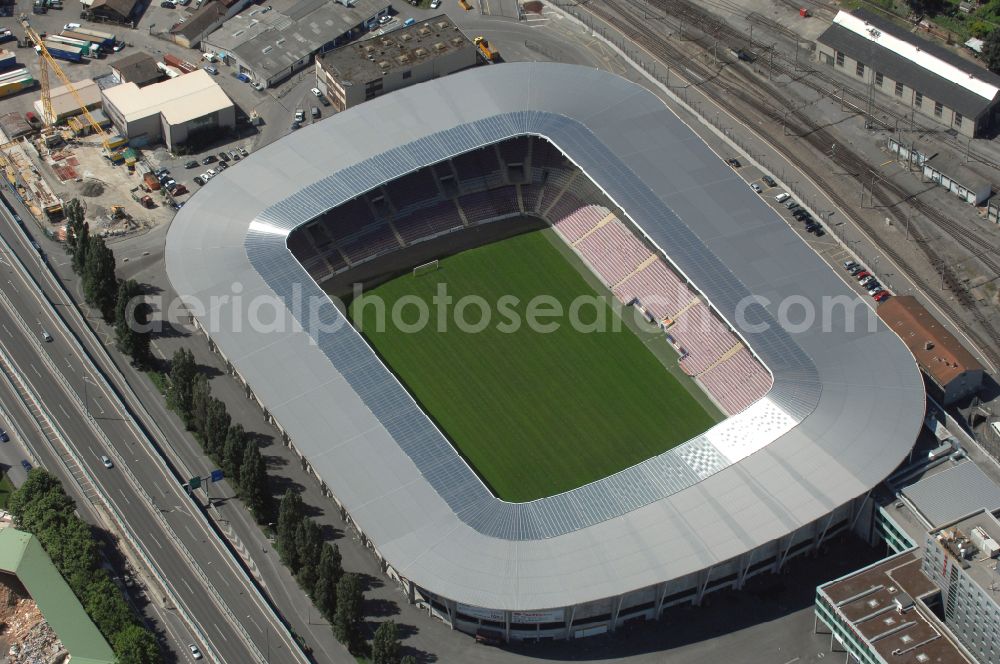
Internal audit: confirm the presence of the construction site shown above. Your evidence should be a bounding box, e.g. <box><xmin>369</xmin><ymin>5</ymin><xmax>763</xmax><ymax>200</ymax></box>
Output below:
<box><xmin>0</xmin><ymin>16</ymin><xmax>185</xmax><ymax>242</ymax></box>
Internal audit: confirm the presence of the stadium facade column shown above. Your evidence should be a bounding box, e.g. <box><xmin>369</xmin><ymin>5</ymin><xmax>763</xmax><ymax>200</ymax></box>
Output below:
<box><xmin>443</xmin><ymin>599</ymin><xmax>457</xmax><ymax>628</ymax></box>
<box><xmin>814</xmin><ymin>512</ymin><xmax>838</xmax><ymax>551</ymax></box>
<box><xmin>653</xmin><ymin>581</ymin><xmax>670</xmax><ymax>618</ymax></box>
<box><xmin>735</xmin><ymin>551</ymin><xmax>753</xmax><ymax>590</ymax></box>
<box><xmin>563</xmin><ymin>605</ymin><xmax>577</xmax><ymax>639</ymax></box>
<box><xmin>609</xmin><ymin>595</ymin><xmax>624</xmax><ymax>632</ymax></box>
<box><xmin>694</xmin><ymin>566</ymin><xmax>714</xmax><ymax>605</ymax></box>
<box><xmin>773</xmin><ymin>533</ymin><xmax>796</xmax><ymax>573</ymax></box>
<box><xmin>504</xmin><ymin>611</ymin><xmax>511</xmax><ymax>641</ymax></box>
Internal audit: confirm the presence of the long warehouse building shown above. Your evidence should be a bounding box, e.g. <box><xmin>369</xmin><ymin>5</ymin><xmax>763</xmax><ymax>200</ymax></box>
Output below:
<box><xmin>165</xmin><ymin>62</ymin><xmax>926</xmax><ymax>641</ymax></box>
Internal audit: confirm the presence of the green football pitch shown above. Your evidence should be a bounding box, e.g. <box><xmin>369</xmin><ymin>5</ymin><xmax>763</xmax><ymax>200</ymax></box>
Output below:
<box><xmin>349</xmin><ymin>230</ymin><xmax>716</xmax><ymax>502</ymax></box>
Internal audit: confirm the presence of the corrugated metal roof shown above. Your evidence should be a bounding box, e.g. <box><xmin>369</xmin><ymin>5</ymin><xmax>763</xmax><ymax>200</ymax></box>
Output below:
<box><xmin>165</xmin><ymin>62</ymin><xmax>925</xmax><ymax>611</ymax></box>
<box><xmin>903</xmin><ymin>461</ymin><xmax>1000</xmax><ymax>527</ymax></box>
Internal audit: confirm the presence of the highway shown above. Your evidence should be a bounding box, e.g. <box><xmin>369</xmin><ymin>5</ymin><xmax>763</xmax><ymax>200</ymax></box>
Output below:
<box><xmin>0</xmin><ymin>201</ymin><xmax>305</xmax><ymax>664</ymax></box>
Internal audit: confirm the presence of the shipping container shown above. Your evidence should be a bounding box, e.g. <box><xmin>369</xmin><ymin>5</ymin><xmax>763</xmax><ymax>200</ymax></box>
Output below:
<box><xmin>47</xmin><ymin>34</ymin><xmax>99</xmax><ymax>58</ymax></box>
<box><xmin>0</xmin><ymin>30</ymin><xmax>15</xmax><ymax>45</ymax></box>
<box><xmin>72</xmin><ymin>26</ymin><xmax>116</xmax><ymax>47</ymax></box>
<box><xmin>0</xmin><ymin>50</ymin><xmax>17</xmax><ymax>73</ymax></box>
<box><xmin>0</xmin><ymin>66</ymin><xmax>28</xmax><ymax>84</ymax></box>
<box><xmin>38</xmin><ymin>40</ymin><xmax>84</xmax><ymax>62</ymax></box>
<box><xmin>0</xmin><ymin>73</ymin><xmax>35</xmax><ymax>98</ymax></box>
<box><xmin>163</xmin><ymin>53</ymin><xmax>197</xmax><ymax>73</ymax></box>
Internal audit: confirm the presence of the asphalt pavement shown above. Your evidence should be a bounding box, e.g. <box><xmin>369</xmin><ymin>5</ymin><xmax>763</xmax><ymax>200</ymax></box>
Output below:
<box><xmin>0</xmin><ymin>200</ymin><xmax>306</xmax><ymax>664</ymax></box>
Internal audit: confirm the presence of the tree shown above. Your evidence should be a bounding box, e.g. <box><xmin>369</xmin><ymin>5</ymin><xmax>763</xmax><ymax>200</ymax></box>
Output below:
<box><xmin>295</xmin><ymin>517</ymin><xmax>323</xmax><ymax>594</ymax></box>
<box><xmin>8</xmin><ymin>469</ymin><xmax>68</xmax><ymax>526</ymax></box>
<box><xmin>203</xmin><ymin>398</ymin><xmax>231</xmax><ymax>459</ymax></box>
<box><xmin>239</xmin><ymin>442</ymin><xmax>269</xmax><ymax>520</ymax></box>
<box><xmin>277</xmin><ymin>489</ymin><xmax>304</xmax><ymax>568</ymax></box>
<box><xmin>333</xmin><ymin>573</ymin><xmax>364</xmax><ymax>651</ymax></box>
<box><xmin>189</xmin><ymin>375</ymin><xmax>211</xmax><ymax>441</ymax></box>
<box><xmin>401</xmin><ymin>656</ymin><xmax>417</xmax><ymax>664</ymax></box>
<box><xmin>84</xmin><ymin>574</ymin><xmax>133</xmax><ymax>639</ymax></box>
<box><xmin>64</xmin><ymin>199</ymin><xmax>85</xmax><ymax>260</ymax></box>
<box><xmin>81</xmin><ymin>235</ymin><xmax>118</xmax><ymax>321</ymax></box>
<box><xmin>167</xmin><ymin>348</ymin><xmax>197</xmax><ymax>420</ymax></box>
<box><xmin>904</xmin><ymin>0</ymin><xmax>944</xmax><ymax>13</ymax></box>
<box><xmin>372</xmin><ymin>620</ymin><xmax>401</xmax><ymax>664</ymax></box>
<box><xmin>115</xmin><ymin>279</ymin><xmax>151</xmax><ymax>367</ymax></box>
<box><xmin>113</xmin><ymin>624</ymin><xmax>161</xmax><ymax>664</ymax></box>
<box><xmin>986</xmin><ymin>29</ymin><xmax>1000</xmax><ymax>74</ymax></box>
<box><xmin>222</xmin><ymin>424</ymin><xmax>246</xmax><ymax>484</ymax></box>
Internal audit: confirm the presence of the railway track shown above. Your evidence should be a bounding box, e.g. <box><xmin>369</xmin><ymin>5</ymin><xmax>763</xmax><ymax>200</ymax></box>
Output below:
<box><xmin>583</xmin><ymin>0</ymin><xmax>1000</xmax><ymax>369</ymax></box>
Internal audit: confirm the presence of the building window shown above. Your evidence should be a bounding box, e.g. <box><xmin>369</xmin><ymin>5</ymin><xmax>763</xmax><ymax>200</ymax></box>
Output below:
<box><xmin>875</xmin><ymin>71</ymin><xmax>883</xmax><ymax>86</ymax></box>
<box><xmin>915</xmin><ymin>91</ymin><xmax>923</xmax><ymax>107</ymax></box>
<box><xmin>835</xmin><ymin>51</ymin><xmax>844</xmax><ymax>66</ymax></box>
<box><xmin>856</xmin><ymin>62</ymin><xmax>865</xmax><ymax>77</ymax></box>
<box><xmin>402</xmin><ymin>70</ymin><xmax>412</xmax><ymax>80</ymax></box>
<box><xmin>894</xmin><ymin>81</ymin><xmax>904</xmax><ymax>97</ymax></box>
<box><xmin>955</xmin><ymin>112</ymin><xmax>963</xmax><ymax>127</ymax></box>
<box><xmin>934</xmin><ymin>101</ymin><xmax>944</xmax><ymax>117</ymax></box>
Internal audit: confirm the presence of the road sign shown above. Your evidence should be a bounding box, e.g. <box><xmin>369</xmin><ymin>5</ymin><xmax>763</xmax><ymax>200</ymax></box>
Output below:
<box><xmin>210</xmin><ymin>469</ymin><xmax>224</xmax><ymax>482</ymax></box>
<box><xmin>188</xmin><ymin>475</ymin><xmax>201</xmax><ymax>491</ymax></box>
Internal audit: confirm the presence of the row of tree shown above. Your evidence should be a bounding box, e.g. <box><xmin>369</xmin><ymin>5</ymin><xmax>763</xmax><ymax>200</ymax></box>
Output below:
<box><xmin>8</xmin><ymin>470</ymin><xmax>160</xmax><ymax>664</ymax></box>
<box><xmin>166</xmin><ymin>347</ymin><xmax>270</xmax><ymax>521</ymax></box>
<box><xmin>64</xmin><ymin>199</ymin><xmax>151</xmax><ymax>368</ymax></box>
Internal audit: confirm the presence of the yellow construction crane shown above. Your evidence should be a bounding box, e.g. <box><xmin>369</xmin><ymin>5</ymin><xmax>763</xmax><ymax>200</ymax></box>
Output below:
<box><xmin>20</xmin><ymin>17</ymin><xmax>112</xmax><ymax>153</ymax></box>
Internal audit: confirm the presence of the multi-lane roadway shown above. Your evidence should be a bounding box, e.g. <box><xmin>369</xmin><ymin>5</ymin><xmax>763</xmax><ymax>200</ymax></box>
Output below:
<box><xmin>0</xmin><ymin>199</ymin><xmax>305</xmax><ymax>664</ymax></box>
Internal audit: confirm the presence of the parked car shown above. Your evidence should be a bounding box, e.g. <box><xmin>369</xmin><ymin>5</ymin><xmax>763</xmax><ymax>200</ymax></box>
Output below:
<box><xmin>783</xmin><ymin>199</ymin><xmax>798</xmax><ymax>210</ymax></box>
<box><xmin>101</xmin><ymin>455</ymin><xmax>113</xmax><ymax>469</ymax></box>
<box><xmin>294</xmin><ymin>109</ymin><xmax>305</xmax><ymax>123</ymax></box>
<box><xmin>843</xmin><ymin>260</ymin><xmax>858</xmax><ymax>271</ymax></box>
<box><xmin>319</xmin><ymin>95</ymin><xmax>330</xmax><ymax>107</ymax></box>
<box><xmin>63</xmin><ymin>21</ymin><xmax>80</xmax><ymax>29</ymax></box>
<box><xmin>774</xmin><ymin>192</ymin><xmax>790</xmax><ymax>203</ymax></box>
<box><xmin>762</xmin><ymin>175</ymin><xmax>776</xmax><ymax>187</ymax></box>
<box><xmin>160</xmin><ymin>0</ymin><xmax>176</xmax><ymax>7</ymax></box>
<box><xmin>185</xmin><ymin>160</ymin><xmax>199</xmax><ymax>169</ymax></box>
<box><xmin>378</xmin><ymin>14</ymin><xmax>392</xmax><ymax>24</ymax></box>
<box><xmin>235</xmin><ymin>72</ymin><xmax>250</xmax><ymax>83</ymax></box>
<box><xmin>162</xmin><ymin>178</ymin><xmax>176</xmax><ymax>189</ymax></box>
<box><xmin>430</xmin><ymin>0</ymin><xmax>441</xmax><ymax>7</ymax></box>
<box><xmin>201</xmin><ymin>155</ymin><xmax>216</xmax><ymax>165</ymax></box>
<box><xmin>792</xmin><ymin>208</ymin><xmax>809</xmax><ymax>219</ymax></box>
<box><xmin>41</xmin><ymin>330</ymin><xmax>53</xmax><ymax>342</ymax></box>
<box><xmin>193</xmin><ymin>175</ymin><xmax>205</xmax><ymax>186</ymax></box>
<box><xmin>252</xmin><ymin>81</ymin><xmax>265</xmax><ymax>91</ymax></box>
<box><xmin>239</xmin><ymin>147</ymin><xmax>248</xmax><ymax>157</ymax></box>
<box><xmin>750</xmin><ymin>182</ymin><xmax>762</xmax><ymax>193</ymax></box>
<box><xmin>21</xmin><ymin>460</ymin><xmax>31</xmax><ymax>471</ymax></box>
<box><xmin>216</xmin><ymin>161</ymin><xmax>227</xmax><ymax>171</ymax></box>
<box><xmin>849</xmin><ymin>265</ymin><xmax>864</xmax><ymax>276</ymax></box>
<box><xmin>203</xmin><ymin>65</ymin><xmax>217</xmax><ymax>75</ymax></box>
<box><xmin>154</xmin><ymin>167</ymin><xmax>169</xmax><ymax>177</ymax></box>
<box><xmin>0</xmin><ymin>429</ymin><xmax>9</xmax><ymax>443</ymax></box>
<box><xmin>311</xmin><ymin>106</ymin><xmax>320</xmax><ymax>119</ymax></box>
<box><xmin>218</xmin><ymin>152</ymin><xmax>230</xmax><ymax>162</ymax></box>
<box><xmin>856</xmin><ymin>270</ymin><xmax>871</xmax><ymax>280</ymax></box>
<box><xmin>310</xmin><ymin>87</ymin><xmax>322</xmax><ymax>97</ymax></box>
<box><xmin>290</xmin><ymin>121</ymin><xmax>301</xmax><ymax>131</ymax></box>
<box><xmin>874</xmin><ymin>291</ymin><xmax>891</xmax><ymax>302</ymax></box>
<box><xmin>726</xmin><ymin>158</ymin><xmax>741</xmax><ymax>168</ymax></box>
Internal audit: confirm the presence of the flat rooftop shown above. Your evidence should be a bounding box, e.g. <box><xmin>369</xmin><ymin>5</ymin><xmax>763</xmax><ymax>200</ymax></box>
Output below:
<box><xmin>203</xmin><ymin>0</ymin><xmax>388</xmax><ymax>81</ymax></box>
<box><xmin>933</xmin><ymin>510</ymin><xmax>1000</xmax><ymax>598</ymax></box>
<box><xmin>318</xmin><ymin>14</ymin><xmax>473</xmax><ymax>83</ymax></box>
<box><xmin>102</xmin><ymin>69</ymin><xmax>232</xmax><ymax>124</ymax></box>
<box><xmin>820</xmin><ymin>551</ymin><xmax>972</xmax><ymax>664</ymax></box>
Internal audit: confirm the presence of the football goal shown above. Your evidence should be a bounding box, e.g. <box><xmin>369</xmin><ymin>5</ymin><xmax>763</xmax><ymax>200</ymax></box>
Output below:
<box><xmin>413</xmin><ymin>259</ymin><xmax>440</xmax><ymax>277</ymax></box>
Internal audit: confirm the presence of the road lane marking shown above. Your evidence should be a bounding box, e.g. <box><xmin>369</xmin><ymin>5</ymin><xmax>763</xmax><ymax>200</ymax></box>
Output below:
<box><xmin>1</xmin><ymin>324</ymin><xmax>10</xmax><ymax>337</ymax></box>
<box><xmin>29</xmin><ymin>364</ymin><xmax>40</xmax><ymax>377</ymax></box>
<box><xmin>184</xmin><ymin>524</ymin><xmax>197</xmax><ymax>541</ymax></box>
<box><xmin>182</xmin><ymin>578</ymin><xmax>194</xmax><ymax>594</ymax></box>
<box><xmin>118</xmin><ymin>488</ymin><xmax>131</xmax><ymax>505</ymax></box>
<box><xmin>59</xmin><ymin>404</ymin><xmax>69</xmax><ymax>417</ymax></box>
<box><xmin>214</xmin><ymin>623</ymin><xmax>229</xmax><ymax>642</ymax></box>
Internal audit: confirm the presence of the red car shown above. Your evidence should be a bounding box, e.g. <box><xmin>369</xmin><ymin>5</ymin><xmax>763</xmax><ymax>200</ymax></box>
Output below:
<box><xmin>873</xmin><ymin>291</ymin><xmax>890</xmax><ymax>302</ymax></box>
<box><xmin>855</xmin><ymin>270</ymin><xmax>871</xmax><ymax>280</ymax></box>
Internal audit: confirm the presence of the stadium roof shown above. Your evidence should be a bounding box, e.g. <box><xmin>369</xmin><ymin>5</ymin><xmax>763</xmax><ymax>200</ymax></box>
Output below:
<box><xmin>165</xmin><ymin>62</ymin><xmax>926</xmax><ymax>611</ymax></box>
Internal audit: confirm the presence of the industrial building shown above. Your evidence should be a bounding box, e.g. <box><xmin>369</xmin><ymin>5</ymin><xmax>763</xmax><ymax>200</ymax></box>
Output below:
<box><xmin>166</xmin><ymin>63</ymin><xmax>925</xmax><ymax>640</ymax></box>
<box><xmin>109</xmin><ymin>52</ymin><xmax>162</xmax><ymax>87</ymax></box>
<box><xmin>0</xmin><ymin>528</ymin><xmax>115</xmax><ymax>664</ymax></box>
<box><xmin>101</xmin><ymin>69</ymin><xmax>234</xmax><ymax>149</ymax></box>
<box><xmin>168</xmin><ymin>0</ymin><xmax>253</xmax><ymax>50</ymax></box>
<box><xmin>878</xmin><ymin>295</ymin><xmax>984</xmax><ymax>405</ymax></box>
<box><xmin>200</xmin><ymin>0</ymin><xmax>389</xmax><ymax>88</ymax></box>
<box><xmin>887</xmin><ymin>137</ymin><xmax>993</xmax><ymax>207</ymax></box>
<box><xmin>314</xmin><ymin>15</ymin><xmax>477</xmax><ymax>111</ymax></box>
<box><xmin>817</xmin><ymin>9</ymin><xmax>1000</xmax><ymax>138</ymax></box>
<box><xmin>33</xmin><ymin>79</ymin><xmax>101</xmax><ymax>125</ymax></box>
<box><xmin>86</xmin><ymin>0</ymin><xmax>139</xmax><ymax>25</ymax></box>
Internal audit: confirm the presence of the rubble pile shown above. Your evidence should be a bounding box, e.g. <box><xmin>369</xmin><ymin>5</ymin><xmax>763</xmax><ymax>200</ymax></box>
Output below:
<box><xmin>0</xmin><ymin>581</ymin><xmax>68</xmax><ymax>664</ymax></box>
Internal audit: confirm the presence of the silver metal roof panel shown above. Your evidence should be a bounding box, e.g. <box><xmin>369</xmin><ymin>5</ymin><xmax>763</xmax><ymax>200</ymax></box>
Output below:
<box><xmin>165</xmin><ymin>62</ymin><xmax>925</xmax><ymax>610</ymax></box>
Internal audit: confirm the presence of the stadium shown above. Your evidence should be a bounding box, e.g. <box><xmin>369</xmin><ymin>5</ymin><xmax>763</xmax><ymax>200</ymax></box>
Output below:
<box><xmin>165</xmin><ymin>62</ymin><xmax>926</xmax><ymax>640</ymax></box>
